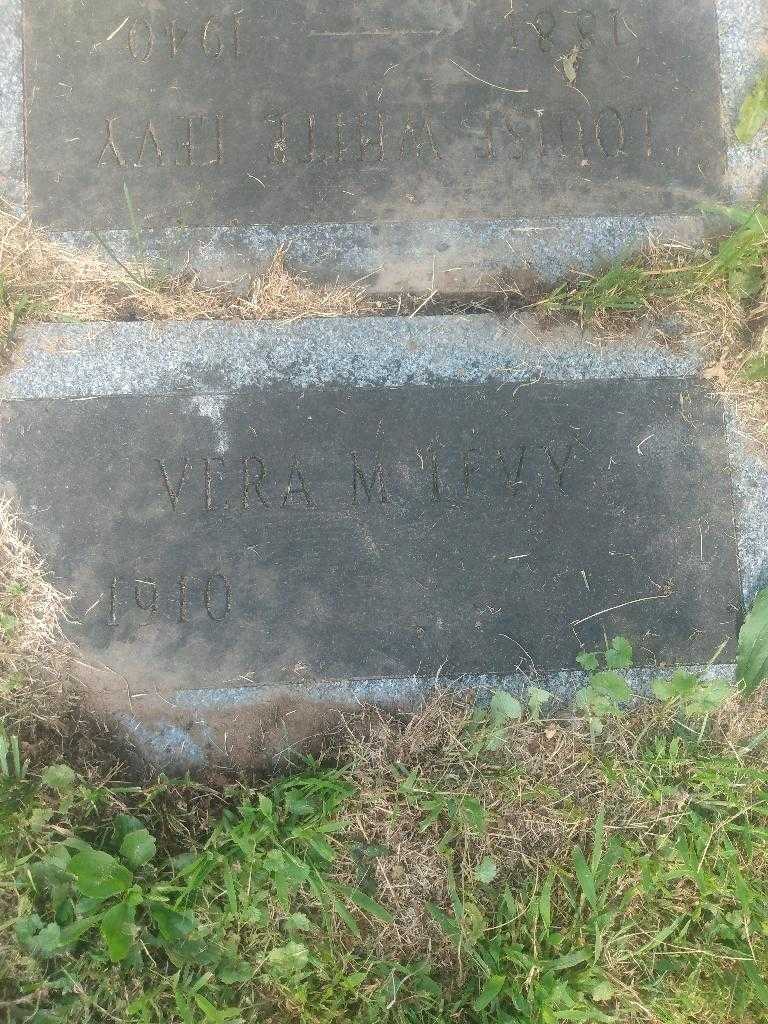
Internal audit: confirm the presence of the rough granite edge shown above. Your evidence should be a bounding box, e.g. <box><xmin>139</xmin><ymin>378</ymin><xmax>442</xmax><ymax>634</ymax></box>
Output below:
<box><xmin>0</xmin><ymin>0</ymin><xmax>23</xmax><ymax>209</ymax></box>
<box><xmin>717</xmin><ymin>0</ymin><xmax>768</xmax><ymax>199</ymax></box>
<box><xmin>5</xmin><ymin>314</ymin><xmax>704</xmax><ymax>398</ymax></box>
<box><xmin>119</xmin><ymin>664</ymin><xmax>739</xmax><ymax>770</ymax></box>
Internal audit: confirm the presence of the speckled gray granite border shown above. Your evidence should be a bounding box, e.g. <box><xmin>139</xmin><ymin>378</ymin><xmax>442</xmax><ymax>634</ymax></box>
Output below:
<box><xmin>1</xmin><ymin>0</ymin><xmax>766</xmax><ymax>293</ymax></box>
<box><xmin>3</xmin><ymin>314</ymin><xmax>765</xmax><ymax>766</ymax></box>
<box><xmin>0</xmin><ymin>0</ymin><xmax>23</xmax><ymax>209</ymax></box>
<box><xmin>5</xmin><ymin>314</ymin><xmax>705</xmax><ymax>398</ymax></box>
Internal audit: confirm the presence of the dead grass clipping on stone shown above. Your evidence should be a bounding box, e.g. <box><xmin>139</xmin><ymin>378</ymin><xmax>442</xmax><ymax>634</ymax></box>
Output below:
<box><xmin>0</xmin><ymin>202</ymin><xmax>373</xmax><ymax>358</ymax></box>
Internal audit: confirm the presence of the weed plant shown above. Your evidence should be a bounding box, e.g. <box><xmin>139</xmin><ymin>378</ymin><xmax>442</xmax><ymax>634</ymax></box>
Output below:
<box><xmin>2</xmin><ymin>630</ymin><xmax>768</xmax><ymax>1023</ymax></box>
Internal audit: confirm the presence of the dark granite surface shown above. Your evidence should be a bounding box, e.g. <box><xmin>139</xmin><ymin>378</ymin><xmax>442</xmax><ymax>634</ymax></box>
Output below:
<box><xmin>24</xmin><ymin>0</ymin><xmax>725</xmax><ymax>231</ymax></box>
<box><xmin>0</xmin><ymin>379</ymin><xmax>741</xmax><ymax>696</ymax></box>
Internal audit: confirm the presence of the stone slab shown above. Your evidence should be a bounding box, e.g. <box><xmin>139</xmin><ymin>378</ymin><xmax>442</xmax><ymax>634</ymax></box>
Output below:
<box><xmin>2</xmin><ymin>1</ymin><xmax>767</xmax><ymax>291</ymax></box>
<box><xmin>26</xmin><ymin>0</ymin><xmax>724</xmax><ymax>229</ymax></box>
<box><xmin>1</xmin><ymin>315</ymin><xmax>763</xmax><ymax>769</ymax></box>
<box><xmin>0</xmin><ymin>377</ymin><xmax>742</xmax><ymax>688</ymax></box>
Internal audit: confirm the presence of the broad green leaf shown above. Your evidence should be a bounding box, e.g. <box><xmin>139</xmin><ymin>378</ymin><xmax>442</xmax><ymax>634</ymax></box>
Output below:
<box><xmin>218</xmin><ymin>958</ymin><xmax>254</xmax><ymax>984</ymax></box>
<box><xmin>58</xmin><ymin>915</ymin><xmax>102</xmax><ymax>947</ymax></box>
<box><xmin>101</xmin><ymin>900</ymin><xmax>136</xmax><ymax>962</ymax></box>
<box><xmin>68</xmin><ymin>849</ymin><xmax>133</xmax><ymax>900</ymax></box>
<box><xmin>336</xmin><ymin>883</ymin><xmax>394</xmax><ymax>924</ymax></box>
<box><xmin>576</xmin><ymin>651</ymin><xmax>599</xmax><ymax>673</ymax></box>
<box><xmin>474</xmin><ymin>974</ymin><xmax>506</xmax><ymax>1011</ymax></box>
<box><xmin>735</xmin><ymin>69</ymin><xmax>768</xmax><ymax>143</ymax></box>
<box><xmin>737</xmin><ymin>587</ymin><xmax>768</xmax><ymax>694</ymax></box>
<box><xmin>285</xmin><ymin>912</ymin><xmax>313</xmax><ymax>933</ymax></box>
<box><xmin>652</xmin><ymin>670</ymin><xmax>700</xmax><ymax>702</ymax></box>
<box><xmin>15</xmin><ymin>917</ymin><xmax>63</xmax><ymax>957</ymax></box>
<box><xmin>457</xmin><ymin>796</ymin><xmax>488</xmax><ymax>833</ymax></box>
<box><xmin>120</xmin><ymin>828</ymin><xmax>156</xmax><ymax>868</ymax></box>
<box><xmin>572</xmin><ymin>846</ymin><xmax>598</xmax><ymax>910</ymax></box>
<box><xmin>489</xmin><ymin>690</ymin><xmax>522</xmax><ymax>723</ymax></box>
<box><xmin>548</xmin><ymin>949</ymin><xmax>591</xmax><ymax>972</ymax></box>
<box><xmin>40</xmin><ymin>764</ymin><xmax>76</xmax><ymax>790</ymax></box>
<box><xmin>28</xmin><ymin>807</ymin><xmax>53</xmax><ymax>833</ymax></box>
<box><xmin>265</xmin><ymin>941</ymin><xmax>309</xmax><ymax>978</ymax></box>
<box><xmin>473</xmin><ymin>856</ymin><xmax>498</xmax><ymax>884</ymax></box>
<box><xmin>527</xmin><ymin>686</ymin><xmax>552</xmax><ymax>720</ymax></box>
<box><xmin>304</xmin><ymin>835</ymin><xmax>336</xmax><ymax>862</ymax></box>
<box><xmin>684</xmin><ymin>680</ymin><xmax>734</xmax><ymax>717</ymax></box>
<box><xmin>113</xmin><ymin>814</ymin><xmax>146</xmax><ymax>845</ymax></box>
<box><xmin>589</xmin><ymin>672</ymin><xmax>631</xmax><ymax>702</ymax></box>
<box><xmin>32</xmin><ymin>923</ymin><xmax>64</xmax><ymax>956</ymax></box>
<box><xmin>605</xmin><ymin>636</ymin><xmax>633</xmax><ymax>670</ymax></box>
<box><xmin>149</xmin><ymin>904</ymin><xmax>197</xmax><ymax>943</ymax></box>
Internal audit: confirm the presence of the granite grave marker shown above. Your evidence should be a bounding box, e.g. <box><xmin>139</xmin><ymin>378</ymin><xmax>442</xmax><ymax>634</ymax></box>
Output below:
<box><xmin>0</xmin><ymin>316</ymin><xmax>761</xmax><ymax>768</ymax></box>
<box><xmin>1</xmin><ymin>0</ymin><xmax>766</xmax><ymax>290</ymax></box>
<box><xmin>24</xmin><ymin>0</ymin><xmax>724</xmax><ymax>228</ymax></box>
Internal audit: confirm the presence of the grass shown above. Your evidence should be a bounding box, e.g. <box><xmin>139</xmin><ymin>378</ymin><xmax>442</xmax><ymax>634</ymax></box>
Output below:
<box><xmin>537</xmin><ymin>204</ymin><xmax>767</xmax><ymax>323</ymax></box>
<box><xmin>0</xmin><ymin>200</ymin><xmax>374</xmax><ymax>361</ymax></box>
<box><xmin>535</xmin><ymin>202</ymin><xmax>768</xmax><ymax>449</ymax></box>
<box><xmin>1</xmin><ymin>685</ymin><xmax>768</xmax><ymax>1023</ymax></box>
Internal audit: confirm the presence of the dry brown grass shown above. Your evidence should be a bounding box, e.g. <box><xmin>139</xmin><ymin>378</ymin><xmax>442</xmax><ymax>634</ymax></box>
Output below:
<box><xmin>704</xmin><ymin>321</ymin><xmax>768</xmax><ymax>451</ymax></box>
<box><xmin>327</xmin><ymin>692</ymin><xmax>687</xmax><ymax>968</ymax></box>
<box><xmin>0</xmin><ymin>498</ymin><xmax>71</xmax><ymax>725</ymax></box>
<box><xmin>0</xmin><ymin>203</ymin><xmax>374</xmax><ymax>351</ymax></box>
<box><xmin>538</xmin><ymin>228</ymin><xmax>768</xmax><ymax>452</ymax></box>
<box><xmin>317</xmin><ymin>686</ymin><xmax>768</xmax><ymax>981</ymax></box>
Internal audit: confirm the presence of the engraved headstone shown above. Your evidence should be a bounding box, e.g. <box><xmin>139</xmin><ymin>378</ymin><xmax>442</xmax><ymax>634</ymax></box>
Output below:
<box><xmin>2</xmin><ymin>0</ymin><xmax>766</xmax><ymax>291</ymax></box>
<box><xmin>0</xmin><ymin>316</ymin><xmax>761</xmax><ymax>769</ymax></box>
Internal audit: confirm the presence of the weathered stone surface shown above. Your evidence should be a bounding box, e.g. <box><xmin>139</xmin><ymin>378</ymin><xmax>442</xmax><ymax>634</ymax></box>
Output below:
<box><xmin>0</xmin><ymin>377</ymin><xmax>742</xmax><ymax>682</ymax></box>
<box><xmin>0</xmin><ymin>316</ymin><xmax>760</xmax><ymax>768</ymax></box>
<box><xmin>3</xmin><ymin>0</ymin><xmax>766</xmax><ymax>291</ymax></box>
<box><xmin>25</xmin><ymin>0</ymin><xmax>724</xmax><ymax>230</ymax></box>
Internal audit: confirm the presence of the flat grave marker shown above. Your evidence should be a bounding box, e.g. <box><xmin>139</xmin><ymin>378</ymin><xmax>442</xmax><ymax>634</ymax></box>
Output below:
<box><xmin>0</xmin><ymin>316</ymin><xmax>758</xmax><ymax>768</ymax></box>
<box><xmin>2</xmin><ymin>0</ymin><xmax>765</xmax><ymax>289</ymax></box>
<box><xmin>24</xmin><ymin>0</ymin><xmax>724</xmax><ymax>229</ymax></box>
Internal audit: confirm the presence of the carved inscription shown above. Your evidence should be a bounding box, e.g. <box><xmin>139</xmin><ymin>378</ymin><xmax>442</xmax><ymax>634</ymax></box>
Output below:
<box><xmin>123</xmin><ymin>14</ymin><xmax>243</xmax><ymax>62</ymax></box>
<box><xmin>155</xmin><ymin>442</ymin><xmax>577</xmax><ymax>513</ymax></box>
<box><xmin>0</xmin><ymin>380</ymin><xmax>740</xmax><ymax>684</ymax></box>
<box><xmin>82</xmin><ymin>2</ymin><xmax>701</xmax><ymax>183</ymax></box>
<box><xmin>260</xmin><ymin>104</ymin><xmax>652</xmax><ymax>170</ymax></box>
<box><xmin>506</xmin><ymin>4</ymin><xmax>632</xmax><ymax>51</ymax></box>
<box><xmin>109</xmin><ymin>573</ymin><xmax>232</xmax><ymax>626</ymax></box>
<box><xmin>98</xmin><ymin>114</ymin><xmax>224</xmax><ymax>169</ymax></box>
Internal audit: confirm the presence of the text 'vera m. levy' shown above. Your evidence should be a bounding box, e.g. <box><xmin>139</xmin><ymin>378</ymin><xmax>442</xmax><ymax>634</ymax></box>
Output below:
<box><xmin>156</xmin><ymin>443</ymin><xmax>578</xmax><ymax>514</ymax></box>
